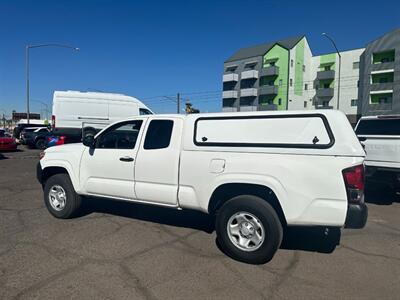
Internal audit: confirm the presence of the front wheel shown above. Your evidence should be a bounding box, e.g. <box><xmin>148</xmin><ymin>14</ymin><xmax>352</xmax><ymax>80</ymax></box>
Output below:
<box><xmin>44</xmin><ymin>173</ymin><xmax>82</xmax><ymax>219</ymax></box>
<box><xmin>216</xmin><ymin>195</ymin><xmax>283</xmax><ymax>264</ymax></box>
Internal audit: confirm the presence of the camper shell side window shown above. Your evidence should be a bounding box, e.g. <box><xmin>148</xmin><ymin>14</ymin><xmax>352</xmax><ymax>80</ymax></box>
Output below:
<box><xmin>193</xmin><ymin>114</ymin><xmax>335</xmax><ymax>149</ymax></box>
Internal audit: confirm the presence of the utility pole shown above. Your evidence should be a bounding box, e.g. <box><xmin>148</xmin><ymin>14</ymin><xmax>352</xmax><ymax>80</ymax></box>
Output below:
<box><xmin>177</xmin><ymin>93</ymin><xmax>180</xmax><ymax>114</ymax></box>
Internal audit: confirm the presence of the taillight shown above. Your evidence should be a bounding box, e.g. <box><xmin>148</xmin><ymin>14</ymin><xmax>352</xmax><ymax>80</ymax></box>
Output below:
<box><xmin>56</xmin><ymin>136</ymin><xmax>65</xmax><ymax>145</ymax></box>
<box><xmin>52</xmin><ymin>115</ymin><xmax>56</xmax><ymax>128</ymax></box>
<box><xmin>342</xmin><ymin>164</ymin><xmax>365</xmax><ymax>203</ymax></box>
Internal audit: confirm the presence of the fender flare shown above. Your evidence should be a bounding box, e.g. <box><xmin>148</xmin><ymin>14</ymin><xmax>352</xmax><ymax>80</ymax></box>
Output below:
<box><xmin>204</xmin><ymin>173</ymin><xmax>289</xmax><ymax>215</ymax></box>
<box><xmin>40</xmin><ymin>160</ymin><xmax>80</xmax><ymax>192</ymax></box>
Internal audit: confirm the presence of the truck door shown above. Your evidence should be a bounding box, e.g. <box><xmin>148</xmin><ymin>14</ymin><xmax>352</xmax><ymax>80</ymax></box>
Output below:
<box><xmin>80</xmin><ymin>119</ymin><xmax>145</xmax><ymax>199</ymax></box>
<box><xmin>134</xmin><ymin>118</ymin><xmax>183</xmax><ymax>206</ymax></box>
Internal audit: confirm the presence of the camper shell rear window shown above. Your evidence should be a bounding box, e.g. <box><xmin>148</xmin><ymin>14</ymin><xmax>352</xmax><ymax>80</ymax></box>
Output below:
<box><xmin>193</xmin><ymin>114</ymin><xmax>334</xmax><ymax>149</ymax></box>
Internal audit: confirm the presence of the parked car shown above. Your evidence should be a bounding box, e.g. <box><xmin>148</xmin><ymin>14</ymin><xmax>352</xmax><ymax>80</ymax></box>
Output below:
<box><xmin>13</xmin><ymin>119</ymin><xmax>48</xmax><ymax>139</ymax></box>
<box><xmin>37</xmin><ymin>110</ymin><xmax>367</xmax><ymax>264</ymax></box>
<box><xmin>355</xmin><ymin>115</ymin><xmax>400</xmax><ymax>191</ymax></box>
<box><xmin>0</xmin><ymin>131</ymin><xmax>17</xmax><ymax>151</ymax></box>
<box><xmin>51</xmin><ymin>90</ymin><xmax>153</xmax><ymax>143</ymax></box>
<box><xmin>21</xmin><ymin>127</ymin><xmax>50</xmax><ymax>149</ymax></box>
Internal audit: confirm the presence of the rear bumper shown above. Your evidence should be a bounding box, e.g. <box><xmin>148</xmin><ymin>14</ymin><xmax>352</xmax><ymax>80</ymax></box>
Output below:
<box><xmin>345</xmin><ymin>203</ymin><xmax>368</xmax><ymax>229</ymax></box>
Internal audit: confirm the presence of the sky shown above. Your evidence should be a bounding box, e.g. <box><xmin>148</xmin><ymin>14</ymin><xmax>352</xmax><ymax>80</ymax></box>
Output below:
<box><xmin>0</xmin><ymin>0</ymin><xmax>399</xmax><ymax>116</ymax></box>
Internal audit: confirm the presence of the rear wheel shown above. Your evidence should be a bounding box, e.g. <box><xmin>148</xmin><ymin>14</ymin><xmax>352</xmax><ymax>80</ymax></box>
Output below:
<box><xmin>216</xmin><ymin>195</ymin><xmax>283</xmax><ymax>264</ymax></box>
<box><xmin>44</xmin><ymin>173</ymin><xmax>82</xmax><ymax>218</ymax></box>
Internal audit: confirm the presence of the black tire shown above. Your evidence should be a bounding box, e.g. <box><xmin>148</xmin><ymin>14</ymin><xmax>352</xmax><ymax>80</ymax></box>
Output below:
<box><xmin>43</xmin><ymin>173</ymin><xmax>82</xmax><ymax>219</ymax></box>
<box><xmin>216</xmin><ymin>195</ymin><xmax>283</xmax><ymax>264</ymax></box>
<box><xmin>35</xmin><ymin>138</ymin><xmax>46</xmax><ymax>150</ymax></box>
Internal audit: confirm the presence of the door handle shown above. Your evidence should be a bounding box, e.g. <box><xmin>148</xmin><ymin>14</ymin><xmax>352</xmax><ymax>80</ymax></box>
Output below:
<box><xmin>119</xmin><ymin>156</ymin><xmax>134</xmax><ymax>162</ymax></box>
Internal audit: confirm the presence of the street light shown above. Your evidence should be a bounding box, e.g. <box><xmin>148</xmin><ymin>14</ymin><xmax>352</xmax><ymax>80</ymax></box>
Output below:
<box><xmin>322</xmin><ymin>33</ymin><xmax>341</xmax><ymax>110</ymax></box>
<box><xmin>26</xmin><ymin>44</ymin><xmax>79</xmax><ymax>124</ymax></box>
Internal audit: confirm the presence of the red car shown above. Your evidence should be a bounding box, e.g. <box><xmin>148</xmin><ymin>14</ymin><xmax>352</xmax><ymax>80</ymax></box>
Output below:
<box><xmin>0</xmin><ymin>131</ymin><xmax>18</xmax><ymax>151</ymax></box>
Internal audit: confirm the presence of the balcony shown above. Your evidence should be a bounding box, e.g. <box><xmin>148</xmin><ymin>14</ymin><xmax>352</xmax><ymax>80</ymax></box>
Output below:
<box><xmin>259</xmin><ymin>85</ymin><xmax>279</xmax><ymax>95</ymax></box>
<box><xmin>223</xmin><ymin>73</ymin><xmax>239</xmax><ymax>82</ymax></box>
<box><xmin>222</xmin><ymin>106</ymin><xmax>238</xmax><ymax>112</ymax></box>
<box><xmin>239</xmin><ymin>105</ymin><xmax>257</xmax><ymax>112</ymax></box>
<box><xmin>260</xmin><ymin>66</ymin><xmax>279</xmax><ymax>77</ymax></box>
<box><xmin>258</xmin><ymin>104</ymin><xmax>277</xmax><ymax>111</ymax></box>
<box><xmin>316</xmin><ymin>88</ymin><xmax>334</xmax><ymax>98</ymax></box>
<box><xmin>315</xmin><ymin>105</ymin><xmax>334</xmax><ymax>109</ymax></box>
<box><xmin>241</xmin><ymin>70</ymin><xmax>259</xmax><ymax>80</ymax></box>
<box><xmin>240</xmin><ymin>88</ymin><xmax>258</xmax><ymax>97</ymax></box>
<box><xmin>371</xmin><ymin>61</ymin><xmax>395</xmax><ymax>72</ymax></box>
<box><xmin>222</xmin><ymin>90</ymin><xmax>238</xmax><ymax>99</ymax></box>
<box><xmin>370</xmin><ymin>82</ymin><xmax>394</xmax><ymax>93</ymax></box>
<box><xmin>316</xmin><ymin>70</ymin><xmax>335</xmax><ymax>80</ymax></box>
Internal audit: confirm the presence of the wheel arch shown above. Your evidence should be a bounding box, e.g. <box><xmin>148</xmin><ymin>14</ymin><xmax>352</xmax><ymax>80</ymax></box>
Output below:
<box><xmin>208</xmin><ymin>182</ymin><xmax>287</xmax><ymax>227</ymax></box>
<box><xmin>40</xmin><ymin>162</ymin><xmax>79</xmax><ymax>192</ymax></box>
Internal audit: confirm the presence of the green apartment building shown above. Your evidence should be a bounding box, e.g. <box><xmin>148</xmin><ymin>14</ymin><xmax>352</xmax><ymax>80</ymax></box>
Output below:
<box><xmin>223</xmin><ymin>28</ymin><xmax>400</xmax><ymax>124</ymax></box>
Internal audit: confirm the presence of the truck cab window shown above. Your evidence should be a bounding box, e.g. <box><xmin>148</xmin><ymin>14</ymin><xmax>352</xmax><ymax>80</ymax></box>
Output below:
<box><xmin>144</xmin><ymin>120</ymin><xmax>173</xmax><ymax>150</ymax></box>
<box><xmin>96</xmin><ymin>120</ymin><xmax>143</xmax><ymax>149</ymax></box>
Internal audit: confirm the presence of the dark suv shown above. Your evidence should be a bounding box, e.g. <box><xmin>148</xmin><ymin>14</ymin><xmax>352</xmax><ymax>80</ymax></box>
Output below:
<box><xmin>21</xmin><ymin>127</ymin><xmax>50</xmax><ymax>149</ymax></box>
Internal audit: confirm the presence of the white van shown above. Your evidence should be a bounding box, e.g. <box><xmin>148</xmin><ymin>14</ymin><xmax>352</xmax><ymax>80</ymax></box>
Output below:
<box><xmin>355</xmin><ymin>115</ymin><xmax>400</xmax><ymax>191</ymax></box>
<box><xmin>52</xmin><ymin>91</ymin><xmax>152</xmax><ymax>141</ymax></box>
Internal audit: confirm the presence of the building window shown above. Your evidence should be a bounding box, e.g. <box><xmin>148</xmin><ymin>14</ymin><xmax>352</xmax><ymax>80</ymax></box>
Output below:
<box><xmin>226</xmin><ymin>66</ymin><xmax>237</xmax><ymax>72</ymax></box>
<box><xmin>268</xmin><ymin>80</ymin><xmax>274</xmax><ymax>86</ymax></box>
<box><xmin>304</xmin><ymin>84</ymin><xmax>308</xmax><ymax>90</ymax></box>
<box><xmin>278</xmin><ymin>98</ymin><xmax>282</xmax><ymax>105</ymax></box>
<box><xmin>302</xmin><ymin>65</ymin><xmax>306</xmax><ymax>72</ymax></box>
<box><xmin>351</xmin><ymin>99</ymin><xmax>358</xmax><ymax>107</ymax></box>
<box><xmin>279</xmin><ymin>79</ymin><xmax>283</xmax><ymax>86</ymax></box>
<box><xmin>323</xmin><ymin>83</ymin><xmax>330</xmax><ymax>89</ymax></box>
<box><xmin>357</xmin><ymin>80</ymin><xmax>360</xmax><ymax>87</ymax></box>
<box><xmin>324</xmin><ymin>65</ymin><xmax>331</xmax><ymax>71</ymax></box>
<box><xmin>353</xmin><ymin>62</ymin><xmax>359</xmax><ymax>69</ymax></box>
<box><xmin>290</xmin><ymin>59</ymin><xmax>294</xmax><ymax>67</ymax></box>
<box><xmin>304</xmin><ymin>101</ymin><xmax>307</xmax><ymax>108</ymax></box>
<box><xmin>290</xmin><ymin>79</ymin><xmax>293</xmax><ymax>86</ymax></box>
<box><xmin>322</xmin><ymin>101</ymin><xmax>329</xmax><ymax>107</ymax></box>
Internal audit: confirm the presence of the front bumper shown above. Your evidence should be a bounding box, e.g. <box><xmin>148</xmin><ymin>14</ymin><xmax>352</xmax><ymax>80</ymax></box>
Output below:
<box><xmin>345</xmin><ymin>203</ymin><xmax>368</xmax><ymax>229</ymax></box>
<box><xmin>36</xmin><ymin>162</ymin><xmax>43</xmax><ymax>184</ymax></box>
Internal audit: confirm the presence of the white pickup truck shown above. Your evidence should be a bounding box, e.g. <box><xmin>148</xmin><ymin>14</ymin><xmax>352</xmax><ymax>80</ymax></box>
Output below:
<box><xmin>355</xmin><ymin>115</ymin><xmax>400</xmax><ymax>192</ymax></box>
<box><xmin>37</xmin><ymin>111</ymin><xmax>367</xmax><ymax>264</ymax></box>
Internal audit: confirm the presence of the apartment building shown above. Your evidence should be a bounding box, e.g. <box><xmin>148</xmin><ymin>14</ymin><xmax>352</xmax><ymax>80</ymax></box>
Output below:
<box><xmin>358</xmin><ymin>28</ymin><xmax>400</xmax><ymax>116</ymax></box>
<box><xmin>222</xmin><ymin>28</ymin><xmax>399</xmax><ymax>123</ymax></box>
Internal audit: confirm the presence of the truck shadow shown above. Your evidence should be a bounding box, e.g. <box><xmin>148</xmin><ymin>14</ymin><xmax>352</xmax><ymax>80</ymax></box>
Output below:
<box><xmin>81</xmin><ymin>197</ymin><xmax>341</xmax><ymax>254</ymax></box>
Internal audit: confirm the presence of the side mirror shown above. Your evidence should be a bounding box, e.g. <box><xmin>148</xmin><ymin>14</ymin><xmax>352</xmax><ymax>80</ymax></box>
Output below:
<box><xmin>82</xmin><ymin>135</ymin><xmax>95</xmax><ymax>148</ymax></box>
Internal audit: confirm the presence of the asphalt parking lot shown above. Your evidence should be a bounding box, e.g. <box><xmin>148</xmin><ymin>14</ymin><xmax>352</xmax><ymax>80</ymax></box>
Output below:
<box><xmin>1</xmin><ymin>147</ymin><xmax>399</xmax><ymax>300</ymax></box>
